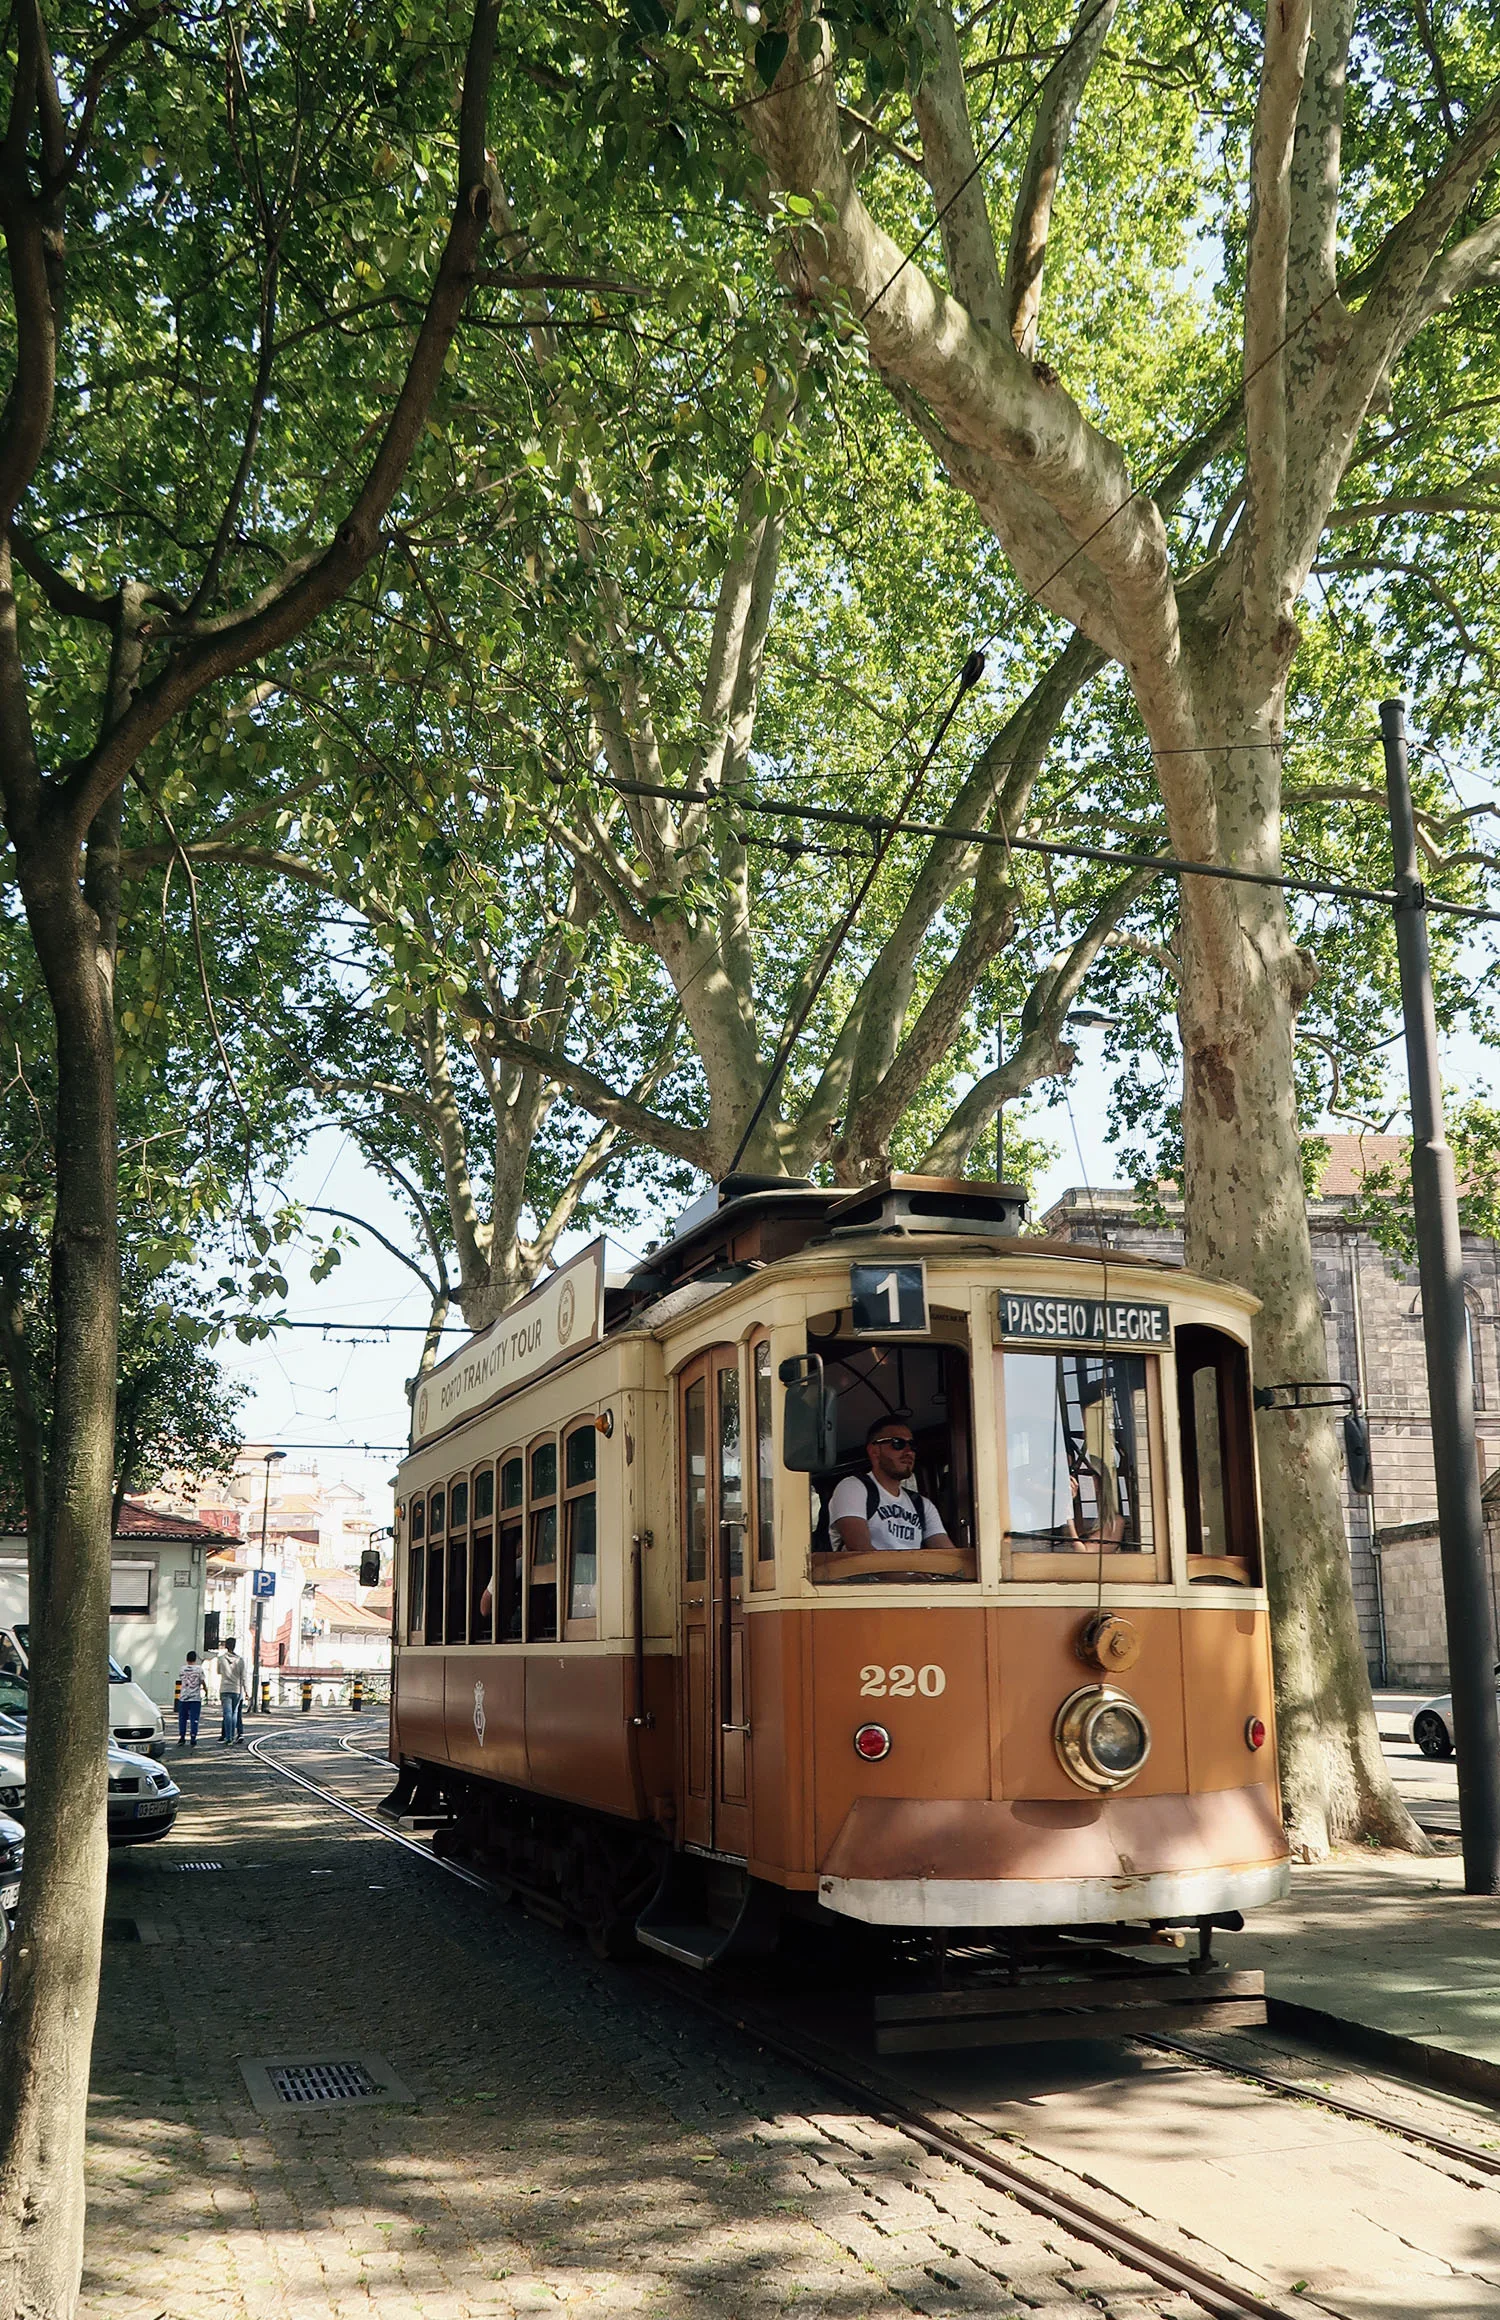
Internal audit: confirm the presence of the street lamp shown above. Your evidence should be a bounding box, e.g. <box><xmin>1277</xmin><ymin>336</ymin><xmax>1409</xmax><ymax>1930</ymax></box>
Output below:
<box><xmin>249</xmin><ymin>1449</ymin><xmax>286</xmax><ymax>1714</ymax></box>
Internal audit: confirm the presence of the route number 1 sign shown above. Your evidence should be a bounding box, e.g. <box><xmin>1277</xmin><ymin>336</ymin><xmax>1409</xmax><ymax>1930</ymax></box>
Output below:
<box><xmin>849</xmin><ymin>1261</ymin><xmax>928</xmax><ymax>1335</ymax></box>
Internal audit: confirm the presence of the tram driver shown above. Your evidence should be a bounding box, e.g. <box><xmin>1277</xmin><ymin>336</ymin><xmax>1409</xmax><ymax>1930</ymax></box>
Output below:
<box><xmin>829</xmin><ymin>1417</ymin><xmax>955</xmax><ymax>1554</ymax></box>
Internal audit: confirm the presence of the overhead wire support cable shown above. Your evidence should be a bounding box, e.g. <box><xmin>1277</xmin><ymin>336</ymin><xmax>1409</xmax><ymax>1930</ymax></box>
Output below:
<box><xmin>603</xmin><ymin>775</ymin><xmax>1500</xmax><ymax>924</ymax></box>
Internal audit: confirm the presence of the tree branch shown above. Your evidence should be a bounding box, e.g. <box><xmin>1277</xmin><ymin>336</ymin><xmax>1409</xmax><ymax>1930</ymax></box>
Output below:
<box><xmin>912</xmin><ymin>3</ymin><xmax>1006</xmax><ymax>335</ymax></box>
<box><xmin>1242</xmin><ymin>0</ymin><xmax>1312</xmax><ymax>620</ymax></box>
<box><xmin>55</xmin><ymin>0</ymin><xmax>504</xmax><ymax>841</ymax></box>
<box><xmin>999</xmin><ymin>0</ymin><xmax>1117</xmax><ymax>357</ymax></box>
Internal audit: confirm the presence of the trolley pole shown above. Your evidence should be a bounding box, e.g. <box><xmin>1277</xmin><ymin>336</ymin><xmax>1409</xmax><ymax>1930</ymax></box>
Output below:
<box><xmin>1381</xmin><ymin>696</ymin><xmax>1500</xmax><ymax>1893</ymax></box>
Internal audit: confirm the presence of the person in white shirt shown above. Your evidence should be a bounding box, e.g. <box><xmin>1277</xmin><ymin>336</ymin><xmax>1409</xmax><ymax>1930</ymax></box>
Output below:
<box><xmin>176</xmin><ymin>1652</ymin><xmax>205</xmax><ymax>1746</ymax></box>
<box><xmin>215</xmin><ymin>1639</ymin><xmax>247</xmax><ymax>1744</ymax></box>
<box><xmin>828</xmin><ymin>1418</ymin><xmax>954</xmax><ymax>1553</ymax></box>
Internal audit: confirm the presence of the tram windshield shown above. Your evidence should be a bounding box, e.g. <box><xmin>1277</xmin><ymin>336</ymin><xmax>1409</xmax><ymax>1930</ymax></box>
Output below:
<box><xmin>807</xmin><ymin>1335</ymin><xmax>975</xmax><ymax>1578</ymax></box>
<box><xmin>1003</xmin><ymin>1350</ymin><xmax>1156</xmax><ymax>1554</ymax></box>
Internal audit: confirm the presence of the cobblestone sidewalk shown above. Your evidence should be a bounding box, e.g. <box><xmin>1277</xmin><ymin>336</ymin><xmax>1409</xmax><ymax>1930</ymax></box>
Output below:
<box><xmin>82</xmin><ymin>1732</ymin><xmax>1202</xmax><ymax>2320</ymax></box>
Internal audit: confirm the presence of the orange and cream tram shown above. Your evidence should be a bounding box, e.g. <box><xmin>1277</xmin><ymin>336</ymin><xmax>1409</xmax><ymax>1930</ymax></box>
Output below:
<box><xmin>387</xmin><ymin>1176</ymin><xmax>1287</xmax><ymax>2028</ymax></box>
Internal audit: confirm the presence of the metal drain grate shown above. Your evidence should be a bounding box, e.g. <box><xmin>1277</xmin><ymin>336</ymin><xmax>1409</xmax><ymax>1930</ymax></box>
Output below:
<box><xmin>268</xmin><ymin>2060</ymin><xmax>378</xmax><ymax>2104</ymax></box>
<box><xmin>240</xmin><ymin>2051</ymin><xmax>414</xmax><ymax>2117</ymax></box>
<box><xmin>170</xmin><ymin>1860</ymin><xmax>223</xmax><ymax>1872</ymax></box>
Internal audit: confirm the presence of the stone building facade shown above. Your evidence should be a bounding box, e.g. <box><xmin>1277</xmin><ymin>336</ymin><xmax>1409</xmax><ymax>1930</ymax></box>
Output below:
<box><xmin>1041</xmin><ymin>1134</ymin><xmax>1500</xmax><ymax>1683</ymax></box>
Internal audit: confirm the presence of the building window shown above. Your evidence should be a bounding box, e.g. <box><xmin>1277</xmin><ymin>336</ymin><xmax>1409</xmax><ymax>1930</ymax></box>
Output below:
<box><xmin>563</xmin><ymin>1424</ymin><xmax>597</xmax><ymax>1637</ymax></box>
<box><xmin>410</xmin><ymin>1497</ymin><xmax>425</xmax><ymax>1542</ymax></box>
<box><xmin>109</xmin><ymin>1562</ymin><xmax>154</xmax><ymax>1616</ymax></box>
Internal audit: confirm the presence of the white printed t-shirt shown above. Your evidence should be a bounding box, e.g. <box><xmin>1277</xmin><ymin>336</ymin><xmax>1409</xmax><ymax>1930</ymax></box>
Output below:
<box><xmin>828</xmin><ymin>1473</ymin><xmax>943</xmax><ymax>1552</ymax></box>
<box><xmin>177</xmin><ymin>1662</ymin><xmax>206</xmax><ymax>1702</ymax></box>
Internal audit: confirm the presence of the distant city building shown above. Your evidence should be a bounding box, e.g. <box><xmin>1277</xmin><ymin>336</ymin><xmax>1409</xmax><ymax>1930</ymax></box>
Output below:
<box><xmin>1042</xmin><ymin>1134</ymin><xmax>1500</xmax><ymax>1685</ymax></box>
<box><xmin>143</xmin><ymin>1450</ymin><xmax>391</xmax><ymax>1680</ymax></box>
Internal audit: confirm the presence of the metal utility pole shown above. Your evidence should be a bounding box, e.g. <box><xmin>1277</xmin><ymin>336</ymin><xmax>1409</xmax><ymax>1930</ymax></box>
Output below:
<box><xmin>249</xmin><ymin>1448</ymin><xmax>285</xmax><ymax>1716</ymax></box>
<box><xmin>1381</xmin><ymin>696</ymin><xmax>1500</xmax><ymax>1893</ymax></box>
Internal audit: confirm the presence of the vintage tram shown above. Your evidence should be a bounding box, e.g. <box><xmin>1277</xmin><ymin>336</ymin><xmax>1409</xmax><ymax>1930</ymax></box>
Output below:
<box><xmin>387</xmin><ymin>1175</ymin><xmax>1287</xmax><ymax>2019</ymax></box>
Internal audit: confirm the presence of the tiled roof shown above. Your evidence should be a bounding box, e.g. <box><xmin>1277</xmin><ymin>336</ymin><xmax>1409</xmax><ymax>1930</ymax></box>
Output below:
<box><xmin>1312</xmin><ymin>1134</ymin><xmax>1409</xmax><ymax>1197</ymax></box>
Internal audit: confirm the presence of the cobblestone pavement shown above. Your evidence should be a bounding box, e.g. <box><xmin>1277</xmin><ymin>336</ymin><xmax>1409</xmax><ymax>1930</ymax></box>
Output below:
<box><xmin>83</xmin><ymin>1726</ymin><xmax>1204</xmax><ymax>2320</ymax></box>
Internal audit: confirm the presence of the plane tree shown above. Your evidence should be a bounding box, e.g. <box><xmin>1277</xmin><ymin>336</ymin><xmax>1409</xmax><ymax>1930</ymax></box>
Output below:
<box><xmin>684</xmin><ymin>0</ymin><xmax>1500</xmax><ymax>1853</ymax></box>
<box><xmin>0</xmin><ymin>2</ymin><xmax>536</xmax><ymax>2307</ymax></box>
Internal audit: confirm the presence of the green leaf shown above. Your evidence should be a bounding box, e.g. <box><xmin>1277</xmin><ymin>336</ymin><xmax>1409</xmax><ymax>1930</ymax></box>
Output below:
<box><xmin>755</xmin><ymin>30</ymin><xmax>789</xmax><ymax>87</ymax></box>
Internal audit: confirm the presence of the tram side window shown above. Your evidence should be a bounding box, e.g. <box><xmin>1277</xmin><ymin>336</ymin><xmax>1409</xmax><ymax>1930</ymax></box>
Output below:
<box><xmin>528</xmin><ymin>1438</ymin><xmax>558</xmax><ymax>1640</ymax></box>
<box><xmin>470</xmin><ymin>1466</ymin><xmax>495</xmax><ymax>1643</ymax></box>
<box><xmin>564</xmin><ymin>1424</ymin><xmax>598</xmax><ymax>1636</ymax></box>
<box><xmin>752</xmin><ymin>1339</ymin><xmax>775</xmax><ymax>1587</ymax></box>
<box><xmin>445</xmin><ymin>1479</ymin><xmax>469</xmax><ymax>1643</ymax></box>
<box><xmin>497</xmin><ymin>1455</ymin><xmax>524</xmax><ymax>1640</ymax></box>
<box><xmin>1003</xmin><ymin>1351</ymin><xmax>1159</xmax><ymax>1570</ymax></box>
<box><xmin>1177</xmin><ymin>1326</ymin><xmax>1259</xmax><ymax>1582</ymax></box>
<box><xmin>684</xmin><ymin>1376</ymin><xmax>707</xmax><ymax>1583</ymax></box>
<box><xmin>406</xmin><ymin>1541</ymin><xmax>425</xmax><ymax>1643</ymax></box>
<box><xmin>424</xmin><ymin>1490</ymin><xmax>445</xmax><ymax>1644</ymax></box>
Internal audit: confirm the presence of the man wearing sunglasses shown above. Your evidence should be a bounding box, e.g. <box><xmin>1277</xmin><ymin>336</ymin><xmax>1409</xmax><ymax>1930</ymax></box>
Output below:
<box><xmin>828</xmin><ymin>1417</ymin><xmax>954</xmax><ymax>1554</ymax></box>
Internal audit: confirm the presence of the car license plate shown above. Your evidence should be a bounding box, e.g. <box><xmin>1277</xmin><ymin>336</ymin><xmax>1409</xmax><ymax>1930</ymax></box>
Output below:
<box><xmin>133</xmin><ymin>1799</ymin><xmax>170</xmax><ymax>1819</ymax></box>
<box><xmin>1</xmin><ymin>1880</ymin><xmax>18</xmax><ymax>1911</ymax></box>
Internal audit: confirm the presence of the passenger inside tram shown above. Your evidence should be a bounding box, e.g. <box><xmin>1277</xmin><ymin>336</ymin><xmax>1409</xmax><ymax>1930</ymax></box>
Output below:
<box><xmin>806</xmin><ymin>1336</ymin><xmax>974</xmax><ymax>1565</ymax></box>
<box><xmin>828</xmin><ymin>1416</ymin><xmax>957</xmax><ymax>1554</ymax></box>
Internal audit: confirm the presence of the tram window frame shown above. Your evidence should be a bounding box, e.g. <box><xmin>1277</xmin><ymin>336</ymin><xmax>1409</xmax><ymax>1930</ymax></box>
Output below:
<box><xmin>996</xmin><ymin>1346</ymin><xmax>1169</xmax><ymax>1582</ymax></box>
<box><xmin>469</xmin><ymin>1463</ymin><xmax>495</xmax><ymax>1643</ymax></box>
<box><xmin>527</xmin><ymin>1433</ymin><xmax>559</xmax><ymax>1641</ymax></box>
<box><xmin>805</xmin><ymin>1325</ymin><xmax>978</xmax><ymax>1584</ymax></box>
<box><xmin>496</xmin><ymin>1452</ymin><xmax>524</xmax><ymax>1641</ymax></box>
<box><xmin>1176</xmin><ymin>1324</ymin><xmax>1260</xmax><ymax>1584</ymax></box>
<box><xmin>445</xmin><ymin>1478</ymin><xmax>468</xmax><ymax>1643</ymax></box>
<box><xmin>750</xmin><ymin>1334</ymin><xmax>776</xmax><ymax>1590</ymax></box>
<box><xmin>406</xmin><ymin>1534</ymin><xmax>426</xmax><ymax>1643</ymax></box>
<box><xmin>424</xmin><ymin>1487</ymin><xmax>445</xmax><ymax>1644</ymax></box>
<box><xmin>562</xmin><ymin>1422</ymin><xmax>598</xmax><ymax>1639</ymax></box>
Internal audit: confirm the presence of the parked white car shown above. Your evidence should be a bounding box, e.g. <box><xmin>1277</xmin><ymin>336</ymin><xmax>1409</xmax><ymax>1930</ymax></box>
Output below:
<box><xmin>0</xmin><ymin>1710</ymin><xmax>179</xmax><ymax>1842</ymax></box>
<box><xmin>0</xmin><ymin>1805</ymin><xmax>21</xmax><ymax>1914</ymax></box>
<box><xmin>0</xmin><ymin>1630</ymin><xmax>164</xmax><ymax>1756</ymax></box>
<box><xmin>1412</xmin><ymin>1697</ymin><xmax>1455</xmax><ymax>1757</ymax></box>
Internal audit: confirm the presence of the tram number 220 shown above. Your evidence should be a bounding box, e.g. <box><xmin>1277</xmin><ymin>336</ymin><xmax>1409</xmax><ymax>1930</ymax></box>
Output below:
<box><xmin>859</xmin><ymin>1663</ymin><xmax>946</xmax><ymax>1698</ymax></box>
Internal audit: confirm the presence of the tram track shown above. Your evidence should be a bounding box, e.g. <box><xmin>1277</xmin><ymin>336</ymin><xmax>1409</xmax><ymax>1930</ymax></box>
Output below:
<box><xmin>247</xmin><ymin>1727</ymin><xmax>1306</xmax><ymax>2319</ymax></box>
<box><xmin>283</xmin><ymin>1728</ymin><xmax>1500</xmax><ymax>2188</ymax></box>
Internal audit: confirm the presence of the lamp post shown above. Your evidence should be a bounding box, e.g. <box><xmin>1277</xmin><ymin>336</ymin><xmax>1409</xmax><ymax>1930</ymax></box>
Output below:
<box><xmin>249</xmin><ymin>1449</ymin><xmax>285</xmax><ymax>1715</ymax></box>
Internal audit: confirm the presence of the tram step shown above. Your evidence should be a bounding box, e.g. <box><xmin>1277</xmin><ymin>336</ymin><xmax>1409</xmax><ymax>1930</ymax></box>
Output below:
<box><xmin>873</xmin><ymin>1967</ymin><xmax>1266</xmax><ymax>2052</ymax></box>
<box><xmin>635</xmin><ymin>1922</ymin><xmax>728</xmax><ymax>1969</ymax></box>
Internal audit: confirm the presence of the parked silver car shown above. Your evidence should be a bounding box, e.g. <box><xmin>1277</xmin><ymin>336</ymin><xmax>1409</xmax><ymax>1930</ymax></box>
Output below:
<box><xmin>0</xmin><ymin>1710</ymin><xmax>179</xmax><ymax>1842</ymax></box>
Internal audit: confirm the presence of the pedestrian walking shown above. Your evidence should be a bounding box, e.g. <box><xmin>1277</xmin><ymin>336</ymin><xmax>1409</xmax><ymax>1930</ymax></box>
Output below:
<box><xmin>176</xmin><ymin>1651</ymin><xmax>205</xmax><ymax>1746</ymax></box>
<box><xmin>215</xmin><ymin>1638</ymin><xmax>246</xmax><ymax>1744</ymax></box>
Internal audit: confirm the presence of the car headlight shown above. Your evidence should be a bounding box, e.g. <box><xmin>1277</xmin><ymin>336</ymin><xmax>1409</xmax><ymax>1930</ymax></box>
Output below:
<box><xmin>1054</xmin><ymin>1684</ymin><xmax>1152</xmax><ymax>1793</ymax></box>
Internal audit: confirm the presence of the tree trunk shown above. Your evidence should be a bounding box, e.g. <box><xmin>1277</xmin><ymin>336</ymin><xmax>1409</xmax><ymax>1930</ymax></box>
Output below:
<box><xmin>0</xmin><ymin>850</ymin><xmax>120</xmax><ymax>2318</ymax></box>
<box><xmin>1173</xmin><ymin>705</ymin><xmax>1424</xmax><ymax>1858</ymax></box>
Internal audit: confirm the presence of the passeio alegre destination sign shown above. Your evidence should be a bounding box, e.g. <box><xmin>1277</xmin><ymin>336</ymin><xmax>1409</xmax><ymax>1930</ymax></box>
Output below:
<box><xmin>411</xmin><ymin>1240</ymin><xmax>605</xmax><ymax>1448</ymax></box>
<box><xmin>996</xmin><ymin>1292</ymin><xmax>1170</xmax><ymax>1348</ymax></box>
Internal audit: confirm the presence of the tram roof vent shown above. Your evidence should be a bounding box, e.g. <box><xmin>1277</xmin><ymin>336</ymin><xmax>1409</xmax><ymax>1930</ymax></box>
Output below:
<box><xmin>827</xmin><ymin>1174</ymin><xmax>1029</xmax><ymax>1241</ymax></box>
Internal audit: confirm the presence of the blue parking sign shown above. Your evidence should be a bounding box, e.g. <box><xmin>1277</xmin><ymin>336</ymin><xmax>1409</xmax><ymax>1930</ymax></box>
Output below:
<box><xmin>251</xmin><ymin>1570</ymin><xmax>276</xmax><ymax>1600</ymax></box>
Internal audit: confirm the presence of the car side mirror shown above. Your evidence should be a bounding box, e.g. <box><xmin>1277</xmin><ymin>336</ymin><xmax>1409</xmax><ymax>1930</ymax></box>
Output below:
<box><xmin>779</xmin><ymin>1354</ymin><xmax>837</xmax><ymax>1472</ymax></box>
<box><xmin>122</xmin><ymin>1666</ymin><xmax>131</xmax><ymax>1683</ymax></box>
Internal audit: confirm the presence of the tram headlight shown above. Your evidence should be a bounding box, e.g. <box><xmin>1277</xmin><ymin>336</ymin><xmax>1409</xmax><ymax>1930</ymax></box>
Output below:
<box><xmin>1054</xmin><ymin>1685</ymin><xmax>1152</xmax><ymax>1793</ymax></box>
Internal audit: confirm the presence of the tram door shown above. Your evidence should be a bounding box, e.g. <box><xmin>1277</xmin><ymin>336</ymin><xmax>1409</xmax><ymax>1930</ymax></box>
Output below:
<box><xmin>679</xmin><ymin>1348</ymin><xmax>750</xmax><ymax>1857</ymax></box>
